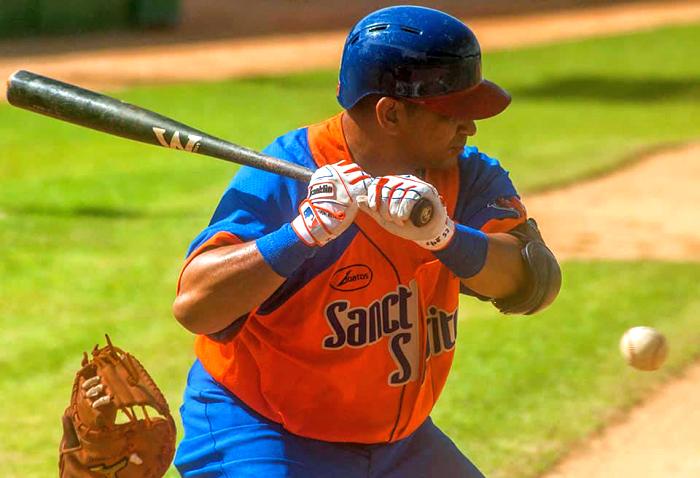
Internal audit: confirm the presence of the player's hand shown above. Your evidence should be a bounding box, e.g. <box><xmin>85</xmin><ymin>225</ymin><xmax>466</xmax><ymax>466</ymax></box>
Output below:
<box><xmin>292</xmin><ymin>160</ymin><xmax>371</xmax><ymax>246</ymax></box>
<box><xmin>81</xmin><ymin>375</ymin><xmax>112</xmax><ymax>409</ymax></box>
<box><xmin>361</xmin><ymin>175</ymin><xmax>455</xmax><ymax>250</ymax></box>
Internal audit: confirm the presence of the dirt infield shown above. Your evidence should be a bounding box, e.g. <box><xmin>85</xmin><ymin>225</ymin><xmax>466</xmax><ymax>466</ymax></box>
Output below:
<box><xmin>526</xmin><ymin>143</ymin><xmax>700</xmax><ymax>262</ymax></box>
<box><xmin>3</xmin><ymin>2</ymin><xmax>700</xmax><ymax>476</ymax></box>
<box><xmin>543</xmin><ymin>361</ymin><xmax>700</xmax><ymax>478</ymax></box>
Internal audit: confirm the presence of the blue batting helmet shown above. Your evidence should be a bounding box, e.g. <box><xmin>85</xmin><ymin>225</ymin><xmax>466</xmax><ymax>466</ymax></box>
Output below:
<box><xmin>337</xmin><ymin>5</ymin><xmax>510</xmax><ymax>120</ymax></box>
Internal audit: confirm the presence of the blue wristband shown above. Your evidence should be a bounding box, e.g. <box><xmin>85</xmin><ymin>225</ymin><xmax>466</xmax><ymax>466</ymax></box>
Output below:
<box><xmin>433</xmin><ymin>223</ymin><xmax>489</xmax><ymax>278</ymax></box>
<box><xmin>256</xmin><ymin>223</ymin><xmax>317</xmax><ymax>278</ymax></box>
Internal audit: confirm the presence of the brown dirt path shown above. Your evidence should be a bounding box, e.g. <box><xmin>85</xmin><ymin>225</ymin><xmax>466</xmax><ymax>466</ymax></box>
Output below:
<box><xmin>542</xmin><ymin>361</ymin><xmax>700</xmax><ymax>478</ymax></box>
<box><xmin>524</xmin><ymin>143</ymin><xmax>700</xmax><ymax>262</ymax></box>
<box><xmin>2</xmin><ymin>1</ymin><xmax>700</xmax><ymax>99</ymax></box>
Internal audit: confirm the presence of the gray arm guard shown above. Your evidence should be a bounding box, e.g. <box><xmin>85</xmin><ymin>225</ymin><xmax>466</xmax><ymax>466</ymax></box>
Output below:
<box><xmin>493</xmin><ymin>218</ymin><xmax>561</xmax><ymax>315</ymax></box>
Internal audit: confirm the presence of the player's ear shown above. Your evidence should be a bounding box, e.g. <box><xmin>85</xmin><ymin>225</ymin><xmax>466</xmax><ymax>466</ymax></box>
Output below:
<box><xmin>375</xmin><ymin>97</ymin><xmax>406</xmax><ymax>136</ymax></box>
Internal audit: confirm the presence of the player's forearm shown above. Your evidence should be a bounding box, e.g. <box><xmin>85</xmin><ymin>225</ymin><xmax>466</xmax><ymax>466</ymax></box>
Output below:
<box><xmin>459</xmin><ymin>233</ymin><xmax>525</xmax><ymax>299</ymax></box>
<box><xmin>174</xmin><ymin>162</ymin><xmax>368</xmax><ymax>334</ymax></box>
<box><xmin>173</xmin><ymin>241</ymin><xmax>285</xmax><ymax>335</ymax></box>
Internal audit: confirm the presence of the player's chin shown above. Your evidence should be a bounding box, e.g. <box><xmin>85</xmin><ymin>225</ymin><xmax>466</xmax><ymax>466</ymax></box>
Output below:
<box><xmin>448</xmin><ymin>145</ymin><xmax>464</xmax><ymax>157</ymax></box>
<box><xmin>442</xmin><ymin>146</ymin><xmax>464</xmax><ymax>163</ymax></box>
<box><xmin>426</xmin><ymin>155</ymin><xmax>458</xmax><ymax>170</ymax></box>
<box><xmin>414</xmin><ymin>150</ymin><xmax>459</xmax><ymax>171</ymax></box>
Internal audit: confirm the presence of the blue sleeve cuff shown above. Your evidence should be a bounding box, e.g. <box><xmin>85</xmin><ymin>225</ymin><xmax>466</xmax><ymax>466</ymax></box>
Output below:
<box><xmin>256</xmin><ymin>223</ymin><xmax>317</xmax><ymax>278</ymax></box>
<box><xmin>433</xmin><ymin>223</ymin><xmax>488</xmax><ymax>279</ymax></box>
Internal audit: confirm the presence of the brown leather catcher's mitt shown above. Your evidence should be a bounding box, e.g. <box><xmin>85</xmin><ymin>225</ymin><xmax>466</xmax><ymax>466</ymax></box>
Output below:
<box><xmin>59</xmin><ymin>336</ymin><xmax>176</xmax><ymax>478</ymax></box>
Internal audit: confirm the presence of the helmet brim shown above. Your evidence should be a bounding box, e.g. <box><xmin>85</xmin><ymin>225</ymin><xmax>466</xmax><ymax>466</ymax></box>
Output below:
<box><xmin>405</xmin><ymin>80</ymin><xmax>511</xmax><ymax>120</ymax></box>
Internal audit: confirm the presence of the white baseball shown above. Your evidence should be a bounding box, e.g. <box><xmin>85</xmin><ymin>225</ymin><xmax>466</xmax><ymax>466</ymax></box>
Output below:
<box><xmin>619</xmin><ymin>326</ymin><xmax>669</xmax><ymax>371</ymax></box>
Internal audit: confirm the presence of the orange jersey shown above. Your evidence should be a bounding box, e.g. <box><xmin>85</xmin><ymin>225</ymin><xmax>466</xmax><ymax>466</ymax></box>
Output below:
<box><xmin>179</xmin><ymin>114</ymin><xmax>527</xmax><ymax>444</ymax></box>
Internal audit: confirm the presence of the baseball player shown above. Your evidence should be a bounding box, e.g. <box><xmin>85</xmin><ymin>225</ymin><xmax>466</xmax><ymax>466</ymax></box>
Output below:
<box><xmin>172</xmin><ymin>5</ymin><xmax>560</xmax><ymax>478</ymax></box>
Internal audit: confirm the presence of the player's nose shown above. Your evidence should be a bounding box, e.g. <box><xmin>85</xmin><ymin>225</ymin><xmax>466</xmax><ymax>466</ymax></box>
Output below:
<box><xmin>457</xmin><ymin>119</ymin><xmax>477</xmax><ymax>136</ymax></box>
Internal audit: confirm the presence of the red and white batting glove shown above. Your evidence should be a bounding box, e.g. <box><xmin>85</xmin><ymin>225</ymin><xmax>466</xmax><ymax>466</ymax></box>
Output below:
<box><xmin>361</xmin><ymin>175</ymin><xmax>455</xmax><ymax>250</ymax></box>
<box><xmin>292</xmin><ymin>160</ymin><xmax>371</xmax><ymax>246</ymax></box>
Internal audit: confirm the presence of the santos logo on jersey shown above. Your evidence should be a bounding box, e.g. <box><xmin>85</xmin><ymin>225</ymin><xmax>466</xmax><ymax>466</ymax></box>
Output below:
<box><xmin>330</xmin><ymin>264</ymin><xmax>373</xmax><ymax>291</ymax></box>
<box><xmin>322</xmin><ymin>281</ymin><xmax>458</xmax><ymax>386</ymax></box>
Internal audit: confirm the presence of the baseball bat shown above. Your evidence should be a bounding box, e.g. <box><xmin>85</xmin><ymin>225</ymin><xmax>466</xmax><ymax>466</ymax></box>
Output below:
<box><xmin>5</xmin><ymin>70</ymin><xmax>434</xmax><ymax>227</ymax></box>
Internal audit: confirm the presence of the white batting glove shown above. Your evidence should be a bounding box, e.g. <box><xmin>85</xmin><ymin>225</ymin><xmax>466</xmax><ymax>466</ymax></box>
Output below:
<box><xmin>292</xmin><ymin>160</ymin><xmax>371</xmax><ymax>246</ymax></box>
<box><xmin>361</xmin><ymin>175</ymin><xmax>455</xmax><ymax>250</ymax></box>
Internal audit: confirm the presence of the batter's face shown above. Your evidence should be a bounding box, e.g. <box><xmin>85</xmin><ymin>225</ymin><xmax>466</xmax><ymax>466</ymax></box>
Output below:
<box><xmin>394</xmin><ymin>100</ymin><xmax>477</xmax><ymax>171</ymax></box>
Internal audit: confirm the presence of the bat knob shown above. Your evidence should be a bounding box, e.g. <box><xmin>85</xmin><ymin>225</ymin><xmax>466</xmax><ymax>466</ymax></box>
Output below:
<box><xmin>410</xmin><ymin>198</ymin><xmax>434</xmax><ymax>227</ymax></box>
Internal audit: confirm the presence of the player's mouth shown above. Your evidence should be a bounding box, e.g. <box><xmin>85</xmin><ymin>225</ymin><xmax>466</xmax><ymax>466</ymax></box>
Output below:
<box><xmin>448</xmin><ymin>138</ymin><xmax>467</xmax><ymax>154</ymax></box>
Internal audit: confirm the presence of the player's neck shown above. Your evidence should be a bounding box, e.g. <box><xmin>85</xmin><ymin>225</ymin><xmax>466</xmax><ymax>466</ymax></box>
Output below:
<box><xmin>341</xmin><ymin>112</ymin><xmax>416</xmax><ymax>177</ymax></box>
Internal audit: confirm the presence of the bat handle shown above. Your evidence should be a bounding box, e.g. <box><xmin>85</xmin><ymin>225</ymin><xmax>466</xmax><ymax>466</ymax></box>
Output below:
<box><xmin>410</xmin><ymin>198</ymin><xmax>434</xmax><ymax>227</ymax></box>
<box><xmin>356</xmin><ymin>196</ymin><xmax>434</xmax><ymax>228</ymax></box>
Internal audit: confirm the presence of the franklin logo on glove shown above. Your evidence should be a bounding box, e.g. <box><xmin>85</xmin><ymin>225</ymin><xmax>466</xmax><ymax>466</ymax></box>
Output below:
<box><xmin>309</xmin><ymin>183</ymin><xmax>335</xmax><ymax>198</ymax></box>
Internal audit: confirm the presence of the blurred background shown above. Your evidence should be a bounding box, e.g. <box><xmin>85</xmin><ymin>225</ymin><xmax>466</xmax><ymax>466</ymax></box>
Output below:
<box><xmin>1</xmin><ymin>1</ymin><xmax>699</xmax><ymax>477</ymax></box>
<box><xmin>0</xmin><ymin>0</ymin><xmax>654</xmax><ymax>42</ymax></box>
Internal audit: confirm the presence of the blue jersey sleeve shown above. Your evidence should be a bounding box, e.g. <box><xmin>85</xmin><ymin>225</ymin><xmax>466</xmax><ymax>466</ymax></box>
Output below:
<box><xmin>453</xmin><ymin>147</ymin><xmax>527</xmax><ymax>298</ymax></box>
<box><xmin>453</xmin><ymin>146</ymin><xmax>526</xmax><ymax>232</ymax></box>
<box><xmin>185</xmin><ymin>128</ymin><xmax>316</xmax><ymax>257</ymax></box>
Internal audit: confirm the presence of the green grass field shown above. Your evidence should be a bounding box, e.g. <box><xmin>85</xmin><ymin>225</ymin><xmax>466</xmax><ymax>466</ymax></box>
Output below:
<box><xmin>1</xmin><ymin>23</ymin><xmax>699</xmax><ymax>477</ymax></box>
<box><xmin>435</xmin><ymin>262</ymin><xmax>700</xmax><ymax>477</ymax></box>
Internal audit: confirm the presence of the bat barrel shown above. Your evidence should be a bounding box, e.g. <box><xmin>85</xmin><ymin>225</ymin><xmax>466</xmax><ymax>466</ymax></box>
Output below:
<box><xmin>7</xmin><ymin>70</ymin><xmax>190</xmax><ymax>145</ymax></box>
<box><xmin>6</xmin><ymin>70</ymin><xmax>313</xmax><ymax>182</ymax></box>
